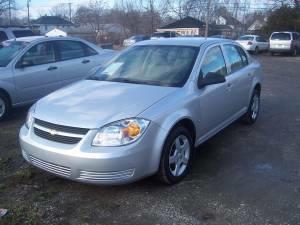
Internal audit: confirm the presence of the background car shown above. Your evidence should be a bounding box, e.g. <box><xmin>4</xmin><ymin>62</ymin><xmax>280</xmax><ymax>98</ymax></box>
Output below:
<box><xmin>236</xmin><ymin>35</ymin><xmax>269</xmax><ymax>54</ymax></box>
<box><xmin>210</xmin><ymin>34</ymin><xmax>232</xmax><ymax>39</ymax></box>
<box><xmin>0</xmin><ymin>36</ymin><xmax>117</xmax><ymax>121</ymax></box>
<box><xmin>123</xmin><ymin>35</ymin><xmax>149</xmax><ymax>47</ymax></box>
<box><xmin>150</xmin><ymin>31</ymin><xmax>180</xmax><ymax>39</ymax></box>
<box><xmin>20</xmin><ymin>38</ymin><xmax>262</xmax><ymax>185</ymax></box>
<box><xmin>0</xmin><ymin>26</ymin><xmax>34</xmax><ymax>42</ymax></box>
<box><xmin>269</xmin><ymin>31</ymin><xmax>300</xmax><ymax>56</ymax></box>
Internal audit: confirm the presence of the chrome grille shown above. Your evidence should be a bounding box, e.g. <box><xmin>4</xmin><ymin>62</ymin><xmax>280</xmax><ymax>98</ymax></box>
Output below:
<box><xmin>78</xmin><ymin>169</ymin><xmax>135</xmax><ymax>181</ymax></box>
<box><xmin>30</xmin><ymin>156</ymin><xmax>71</xmax><ymax>177</ymax></box>
<box><xmin>33</xmin><ymin>119</ymin><xmax>89</xmax><ymax>144</ymax></box>
<box><xmin>35</xmin><ymin>119</ymin><xmax>89</xmax><ymax>135</ymax></box>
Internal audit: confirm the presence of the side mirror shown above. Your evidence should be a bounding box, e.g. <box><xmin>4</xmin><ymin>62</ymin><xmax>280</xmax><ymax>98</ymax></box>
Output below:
<box><xmin>198</xmin><ymin>72</ymin><xmax>226</xmax><ymax>89</ymax></box>
<box><xmin>16</xmin><ymin>59</ymin><xmax>34</xmax><ymax>69</ymax></box>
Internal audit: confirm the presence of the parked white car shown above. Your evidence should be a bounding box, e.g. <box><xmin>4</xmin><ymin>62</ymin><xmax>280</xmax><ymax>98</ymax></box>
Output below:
<box><xmin>236</xmin><ymin>35</ymin><xmax>269</xmax><ymax>54</ymax></box>
<box><xmin>0</xmin><ymin>36</ymin><xmax>116</xmax><ymax>120</ymax></box>
<box><xmin>0</xmin><ymin>26</ymin><xmax>34</xmax><ymax>42</ymax></box>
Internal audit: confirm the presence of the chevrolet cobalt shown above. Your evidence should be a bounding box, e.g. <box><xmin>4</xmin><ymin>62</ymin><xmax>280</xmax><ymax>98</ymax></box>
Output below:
<box><xmin>19</xmin><ymin>38</ymin><xmax>262</xmax><ymax>185</ymax></box>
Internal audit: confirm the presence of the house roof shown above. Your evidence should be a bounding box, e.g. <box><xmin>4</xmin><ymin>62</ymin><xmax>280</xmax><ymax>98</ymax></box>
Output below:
<box><xmin>160</xmin><ymin>17</ymin><xmax>205</xmax><ymax>29</ymax></box>
<box><xmin>248</xmin><ymin>19</ymin><xmax>265</xmax><ymax>31</ymax></box>
<box><xmin>218</xmin><ymin>15</ymin><xmax>242</xmax><ymax>26</ymax></box>
<box><xmin>33</xmin><ymin>16</ymin><xmax>74</xmax><ymax>26</ymax></box>
<box><xmin>212</xmin><ymin>24</ymin><xmax>233</xmax><ymax>31</ymax></box>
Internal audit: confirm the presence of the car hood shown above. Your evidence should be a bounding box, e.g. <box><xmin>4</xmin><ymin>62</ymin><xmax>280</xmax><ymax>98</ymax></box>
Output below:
<box><xmin>34</xmin><ymin>80</ymin><xmax>177</xmax><ymax>129</ymax></box>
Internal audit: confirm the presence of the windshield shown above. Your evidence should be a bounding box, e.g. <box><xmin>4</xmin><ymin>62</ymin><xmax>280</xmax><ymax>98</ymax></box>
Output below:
<box><xmin>239</xmin><ymin>36</ymin><xmax>254</xmax><ymax>41</ymax></box>
<box><xmin>271</xmin><ymin>33</ymin><xmax>291</xmax><ymax>40</ymax></box>
<box><xmin>90</xmin><ymin>45</ymin><xmax>199</xmax><ymax>87</ymax></box>
<box><xmin>0</xmin><ymin>41</ymin><xmax>28</xmax><ymax>67</ymax></box>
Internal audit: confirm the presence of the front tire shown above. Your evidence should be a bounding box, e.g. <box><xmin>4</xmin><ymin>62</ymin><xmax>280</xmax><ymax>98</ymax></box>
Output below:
<box><xmin>0</xmin><ymin>92</ymin><xmax>11</xmax><ymax>121</ymax></box>
<box><xmin>242</xmin><ymin>89</ymin><xmax>260</xmax><ymax>124</ymax></box>
<box><xmin>157</xmin><ymin>126</ymin><xmax>194</xmax><ymax>184</ymax></box>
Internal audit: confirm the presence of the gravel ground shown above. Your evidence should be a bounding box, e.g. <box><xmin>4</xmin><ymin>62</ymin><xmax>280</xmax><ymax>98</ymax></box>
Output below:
<box><xmin>0</xmin><ymin>54</ymin><xmax>300</xmax><ymax>225</ymax></box>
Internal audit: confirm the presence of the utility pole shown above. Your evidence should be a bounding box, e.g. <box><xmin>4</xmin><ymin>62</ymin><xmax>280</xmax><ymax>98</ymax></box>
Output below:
<box><xmin>27</xmin><ymin>0</ymin><xmax>31</xmax><ymax>26</ymax></box>
<box><xmin>205</xmin><ymin>0</ymin><xmax>212</xmax><ymax>38</ymax></box>
<box><xmin>68</xmin><ymin>2</ymin><xmax>72</xmax><ymax>22</ymax></box>
<box><xmin>8</xmin><ymin>0</ymin><xmax>12</xmax><ymax>25</ymax></box>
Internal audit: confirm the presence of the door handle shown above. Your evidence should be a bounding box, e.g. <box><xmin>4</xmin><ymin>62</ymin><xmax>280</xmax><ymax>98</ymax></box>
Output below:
<box><xmin>47</xmin><ymin>66</ymin><xmax>58</xmax><ymax>71</ymax></box>
<box><xmin>227</xmin><ymin>82</ymin><xmax>233</xmax><ymax>88</ymax></box>
<box><xmin>82</xmin><ymin>59</ymin><xmax>90</xmax><ymax>64</ymax></box>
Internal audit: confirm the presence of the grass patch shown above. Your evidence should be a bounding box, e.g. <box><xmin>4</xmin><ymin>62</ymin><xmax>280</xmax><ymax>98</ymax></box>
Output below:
<box><xmin>1</xmin><ymin>205</ymin><xmax>40</xmax><ymax>225</ymax></box>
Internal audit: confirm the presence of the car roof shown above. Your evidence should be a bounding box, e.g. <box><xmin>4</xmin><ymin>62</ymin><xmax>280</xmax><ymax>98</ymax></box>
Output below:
<box><xmin>136</xmin><ymin>37</ymin><xmax>234</xmax><ymax>47</ymax></box>
<box><xmin>6</xmin><ymin>35</ymin><xmax>87</xmax><ymax>43</ymax></box>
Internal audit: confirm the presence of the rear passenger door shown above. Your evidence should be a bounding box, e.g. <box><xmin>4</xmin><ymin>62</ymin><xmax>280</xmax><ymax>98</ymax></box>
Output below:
<box><xmin>222</xmin><ymin>44</ymin><xmax>252</xmax><ymax>115</ymax></box>
<box><xmin>55</xmin><ymin>40</ymin><xmax>100</xmax><ymax>86</ymax></box>
<box><xmin>256</xmin><ymin>36</ymin><xmax>269</xmax><ymax>50</ymax></box>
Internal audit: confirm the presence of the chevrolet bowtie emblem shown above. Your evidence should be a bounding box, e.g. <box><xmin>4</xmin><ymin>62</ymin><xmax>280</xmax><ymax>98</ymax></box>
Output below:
<box><xmin>49</xmin><ymin>129</ymin><xmax>58</xmax><ymax>136</ymax></box>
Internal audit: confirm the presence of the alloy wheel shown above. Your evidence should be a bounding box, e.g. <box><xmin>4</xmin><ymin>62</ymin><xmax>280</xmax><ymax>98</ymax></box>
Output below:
<box><xmin>169</xmin><ymin>135</ymin><xmax>191</xmax><ymax>177</ymax></box>
<box><xmin>251</xmin><ymin>93</ymin><xmax>260</xmax><ymax>120</ymax></box>
<box><xmin>0</xmin><ymin>98</ymin><xmax>5</xmax><ymax>118</ymax></box>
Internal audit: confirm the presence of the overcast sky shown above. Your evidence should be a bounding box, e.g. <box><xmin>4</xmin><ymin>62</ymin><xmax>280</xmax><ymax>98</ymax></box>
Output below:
<box><xmin>15</xmin><ymin>0</ymin><xmax>269</xmax><ymax>19</ymax></box>
<box><xmin>15</xmin><ymin>0</ymin><xmax>102</xmax><ymax>18</ymax></box>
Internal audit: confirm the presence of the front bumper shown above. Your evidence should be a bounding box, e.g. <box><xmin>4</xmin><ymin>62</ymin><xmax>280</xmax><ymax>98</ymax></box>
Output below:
<box><xmin>19</xmin><ymin>122</ymin><xmax>167</xmax><ymax>185</ymax></box>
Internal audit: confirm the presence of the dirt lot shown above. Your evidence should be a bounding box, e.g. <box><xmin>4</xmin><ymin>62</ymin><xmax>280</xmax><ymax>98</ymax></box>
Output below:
<box><xmin>0</xmin><ymin>55</ymin><xmax>300</xmax><ymax>225</ymax></box>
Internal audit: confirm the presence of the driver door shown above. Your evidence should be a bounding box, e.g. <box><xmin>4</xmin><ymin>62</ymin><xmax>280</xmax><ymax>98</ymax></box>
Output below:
<box><xmin>13</xmin><ymin>41</ymin><xmax>61</xmax><ymax>103</ymax></box>
<box><xmin>196</xmin><ymin>45</ymin><xmax>232</xmax><ymax>140</ymax></box>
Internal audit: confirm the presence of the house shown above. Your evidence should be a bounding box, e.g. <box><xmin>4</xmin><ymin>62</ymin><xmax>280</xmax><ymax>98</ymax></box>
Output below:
<box><xmin>157</xmin><ymin>16</ymin><xmax>206</xmax><ymax>36</ymax></box>
<box><xmin>247</xmin><ymin>19</ymin><xmax>266</xmax><ymax>34</ymax></box>
<box><xmin>32</xmin><ymin>16</ymin><xmax>76</xmax><ymax>35</ymax></box>
<box><xmin>211</xmin><ymin>10</ymin><xmax>243</xmax><ymax>38</ymax></box>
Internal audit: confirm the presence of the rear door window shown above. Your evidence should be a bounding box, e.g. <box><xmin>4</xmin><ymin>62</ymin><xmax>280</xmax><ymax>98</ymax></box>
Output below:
<box><xmin>223</xmin><ymin>44</ymin><xmax>244</xmax><ymax>73</ymax></box>
<box><xmin>271</xmin><ymin>33</ymin><xmax>291</xmax><ymax>40</ymax></box>
<box><xmin>56</xmin><ymin>41</ymin><xmax>86</xmax><ymax>61</ymax></box>
<box><xmin>0</xmin><ymin>31</ymin><xmax>8</xmax><ymax>42</ymax></box>
<box><xmin>292</xmin><ymin>33</ymin><xmax>299</xmax><ymax>40</ymax></box>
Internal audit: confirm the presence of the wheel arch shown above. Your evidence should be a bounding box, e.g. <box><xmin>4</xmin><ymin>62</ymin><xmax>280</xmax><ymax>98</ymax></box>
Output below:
<box><xmin>0</xmin><ymin>88</ymin><xmax>12</xmax><ymax>105</ymax></box>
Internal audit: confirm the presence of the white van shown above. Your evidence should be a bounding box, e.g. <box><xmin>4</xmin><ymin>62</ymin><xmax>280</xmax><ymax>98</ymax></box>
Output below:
<box><xmin>269</xmin><ymin>31</ymin><xmax>300</xmax><ymax>56</ymax></box>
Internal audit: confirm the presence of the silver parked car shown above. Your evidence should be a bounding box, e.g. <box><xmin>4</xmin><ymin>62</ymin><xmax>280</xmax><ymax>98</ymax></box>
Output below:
<box><xmin>20</xmin><ymin>38</ymin><xmax>262</xmax><ymax>185</ymax></box>
<box><xmin>0</xmin><ymin>36</ymin><xmax>116</xmax><ymax>120</ymax></box>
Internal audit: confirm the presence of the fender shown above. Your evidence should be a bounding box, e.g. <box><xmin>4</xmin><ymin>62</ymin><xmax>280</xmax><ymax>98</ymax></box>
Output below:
<box><xmin>0</xmin><ymin>80</ymin><xmax>17</xmax><ymax>104</ymax></box>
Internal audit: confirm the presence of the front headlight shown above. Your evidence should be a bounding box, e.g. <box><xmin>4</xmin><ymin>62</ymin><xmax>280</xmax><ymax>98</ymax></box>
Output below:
<box><xmin>92</xmin><ymin>118</ymin><xmax>150</xmax><ymax>147</ymax></box>
<box><xmin>25</xmin><ymin>104</ymin><xmax>36</xmax><ymax>129</ymax></box>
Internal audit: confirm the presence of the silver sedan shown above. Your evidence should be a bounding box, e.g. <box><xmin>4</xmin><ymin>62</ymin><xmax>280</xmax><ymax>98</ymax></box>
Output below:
<box><xmin>0</xmin><ymin>36</ymin><xmax>116</xmax><ymax>120</ymax></box>
<box><xmin>19</xmin><ymin>38</ymin><xmax>262</xmax><ymax>185</ymax></box>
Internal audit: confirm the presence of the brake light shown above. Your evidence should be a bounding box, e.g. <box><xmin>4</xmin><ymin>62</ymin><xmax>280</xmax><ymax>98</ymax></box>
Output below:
<box><xmin>247</xmin><ymin>41</ymin><xmax>253</xmax><ymax>45</ymax></box>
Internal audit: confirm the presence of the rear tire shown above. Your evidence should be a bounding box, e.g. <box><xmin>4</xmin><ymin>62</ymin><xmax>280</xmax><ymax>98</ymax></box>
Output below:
<box><xmin>291</xmin><ymin>47</ymin><xmax>298</xmax><ymax>57</ymax></box>
<box><xmin>254</xmin><ymin>47</ymin><xmax>259</xmax><ymax>55</ymax></box>
<box><xmin>157</xmin><ymin>126</ymin><xmax>194</xmax><ymax>185</ymax></box>
<box><xmin>241</xmin><ymin>89</ymin><xmax>260</xmax><ymax>125</ymax></box>
<box><xmin>0</xmin><ymin>92</ymin><xmax>11</xmax><ymax>121</ymax></box>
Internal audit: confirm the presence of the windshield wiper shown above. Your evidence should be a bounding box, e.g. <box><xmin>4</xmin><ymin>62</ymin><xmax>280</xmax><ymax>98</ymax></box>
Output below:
<box><xmin>109</xmin><ymin>78</ymin><xmax>142</xmax><ymax>84</ymax></box>
<box><xmin>87</xmin><ymin>75</ymin><xmax>101</xmax><ymax>81</ymax></box>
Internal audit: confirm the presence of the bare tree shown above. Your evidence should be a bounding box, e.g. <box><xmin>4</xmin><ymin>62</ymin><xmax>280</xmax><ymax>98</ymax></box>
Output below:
<box><xmin>50</xmin><ymin>3</ymin><xmax>72</xmax><ymax>19</ymax></box>
<box><xmin>165</xmin><ymin>0</ymin><xmax>195</xmax><ymax>19</ymax></box>
<box><xmin>269</xmin><ymin>0</ymin><xmax>299</xmax><ymax>8</ymax></box>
